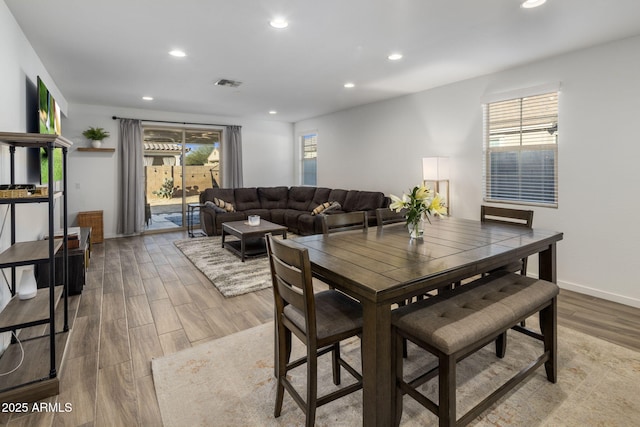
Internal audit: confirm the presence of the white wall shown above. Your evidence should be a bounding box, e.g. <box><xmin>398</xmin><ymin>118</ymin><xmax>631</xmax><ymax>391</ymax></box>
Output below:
<box><xmin>62</xmin><ymin>104</ymin><xmax>294</xmax><ymax>238</ymax></box>
<box><xmin>0</xmin><ymin>0</ymin><xmax>294</xmax><ymax>357</ymax></box>
<box><xmin>0</xmin><ymin>0</ymin><xmax>70</xmax><ymax>353</ymax></box>
<box><xmin>295</xmin><ymin>35</ymin><xmax>640</xmax><ymax>308</ymax></box>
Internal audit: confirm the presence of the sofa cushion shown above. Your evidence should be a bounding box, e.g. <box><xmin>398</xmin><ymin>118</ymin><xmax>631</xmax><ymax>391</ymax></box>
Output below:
<box><xmin>244</xmin><ymin>209</ymin><xmax>271</xmax><ymax>222</ymax></box>
<box><xmin>269</xmin><ymin>208</ymin><xmax>287</xmax><ymax>226</ymax></box>
<box><xmin>284</xmin><ymin>209</ymin><xmax>308</xmax><ymax>231</ymax></box>
<box><xmin>234</xmin><ymin>188</ymin><xmax>261</xmax><ymax>211</ymax></box>
<box><xmin>296</xmin><ymin>213</ymin><xmax>324</xmax><ymax>235</ymax></box>
<box><xmin>343</xmin><ymin>190</ymin><xmax>385</xmax><ymax>212</ymax></box>
<box><xmin>311</xmin><ymin>187</ymin><xmax>332</xmax><ymax>206</ymax></box>
<box><xmin>327</xmin><ymin>189</ymin><xmax>348</xmax><ymax>206</ymax></box>
<box><xmin>287</xmin><ymin>187</ymin><xmax>317</xmax><ymax>211</ymax></box>
<box><xmin>258</xmin><ymin>186</ymin><xmax>289</xmax><ymax>209</ymax></box>
<box><xmin>214</xmin><ymin>211</ymin><xmax>245</xmax><ymax>230</ymax></box>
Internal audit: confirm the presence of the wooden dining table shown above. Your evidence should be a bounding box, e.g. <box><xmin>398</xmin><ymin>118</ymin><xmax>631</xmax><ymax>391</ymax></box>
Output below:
<box><xmin>293</xmin><ymin>216</ymin><xmax>563</xmax><ymax>426</ymax></box>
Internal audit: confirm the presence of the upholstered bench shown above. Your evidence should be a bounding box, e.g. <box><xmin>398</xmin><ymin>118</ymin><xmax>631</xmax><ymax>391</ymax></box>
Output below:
<box><xmin>391</xmin><ymin>270</ymin><xmax>559</xmax><ymax>427</ymax></box>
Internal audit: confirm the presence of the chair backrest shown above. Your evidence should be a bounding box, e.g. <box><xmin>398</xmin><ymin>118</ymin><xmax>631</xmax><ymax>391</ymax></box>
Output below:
<box><xmin>321</xmin><ymin>211</ymin><xmax>368</xmax><ymax>235</ymax></box>
<box><xmin>375</xmin><ymin>207</ymin><xmax>406</xmax><ymax>227</ymax></box>
<box><xmin>480</xmin><ymin>205</ymin><xmax>534</xmax><ymax>228</ymax></box>
<box><xmin>265</xmin><ymin>234</ymin><xmax>317</xmax><ymax>340</ymax></box>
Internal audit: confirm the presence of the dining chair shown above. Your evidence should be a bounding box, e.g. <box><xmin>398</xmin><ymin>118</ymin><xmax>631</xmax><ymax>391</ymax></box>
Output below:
<box><xmin>481</xmin><ymin>205</ymin><xmax>534</xmax><ymax>275</ymax></box>
<box><xmin>481</xmin><ymin>205</ymin><xmax>534</xmax><ymax>328</ymax></box>
<box><xmin>321</xmin><ymin>211</ymin><xmax>368</xmax><ymax>235</ymax></box>
<box><xmin>266</xmin><ymin>234</ymin><xmax>363</xmax><ymax>427</ymax></box>
<box><xmin>375</xmin><ymin>207</ymin><xmax>406</xmax><ymax>227</ymax></box>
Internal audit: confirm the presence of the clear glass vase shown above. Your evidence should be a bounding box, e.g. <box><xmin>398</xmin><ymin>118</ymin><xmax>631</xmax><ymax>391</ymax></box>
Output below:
<box><xmin>408</xmin><ymin>216</ymin><xmax>425</xmax><ymax>239</ymax></box>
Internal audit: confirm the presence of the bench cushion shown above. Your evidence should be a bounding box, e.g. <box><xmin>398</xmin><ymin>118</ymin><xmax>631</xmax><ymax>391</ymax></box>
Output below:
<box><xmin>392</xmin><ymin>271</ymin><xmax>559</xmax><ymax>355</ymax></box>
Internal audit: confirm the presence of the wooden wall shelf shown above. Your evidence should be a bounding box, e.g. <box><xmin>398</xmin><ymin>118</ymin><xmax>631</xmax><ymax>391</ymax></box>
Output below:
<box><xmin>77</xmin><ymin>147</ymin><xmax>115</xmax><ymax>152</ymax></box>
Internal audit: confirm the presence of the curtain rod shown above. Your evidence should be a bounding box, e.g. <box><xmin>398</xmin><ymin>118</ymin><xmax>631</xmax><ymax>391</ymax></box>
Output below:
<box><xmin>111</xmin><ymin>115</ymin><xmax>239</xmax><ymax>128</ymax></box>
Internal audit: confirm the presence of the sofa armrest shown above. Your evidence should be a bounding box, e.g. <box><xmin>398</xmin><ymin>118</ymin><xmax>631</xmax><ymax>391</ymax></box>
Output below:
<box><xmin>200</xmin><ymin>206</ymin><xmax>218</xmax><ymax>236</ymax></box>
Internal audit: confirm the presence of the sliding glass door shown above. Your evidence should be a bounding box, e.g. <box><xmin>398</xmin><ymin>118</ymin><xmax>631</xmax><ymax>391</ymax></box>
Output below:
<box><xmin>143</xmin><ymin>127</ymin><xmax>221</xmax><ymax>232</ymax></box>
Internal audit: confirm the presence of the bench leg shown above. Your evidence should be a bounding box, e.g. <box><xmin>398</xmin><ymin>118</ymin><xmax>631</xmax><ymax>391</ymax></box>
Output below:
<box><xmin>439</xmin><ymin>354</ymin><xmax>456</xmax><ymax>427</ymax></box>
<box><xmin>495</xmin><ymin>332</ymin><xmax>507</xmax><ymax>359</ymax></box>
<box><xmin>541</xmin><ymin>297</ymin><xmax>557</xmax><ymax>383</ymax></box>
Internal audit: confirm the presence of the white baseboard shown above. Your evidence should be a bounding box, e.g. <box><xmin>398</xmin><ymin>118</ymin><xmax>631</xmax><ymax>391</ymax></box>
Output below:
<box><xmin>557</xmin><ymin>279</ymin><xmax>640</xmax><ymax>309</ymax></box>
<box><xmin>525</xmin><ymin>272</ymin><xmax>640</xmax><ymax>309</ymax></box>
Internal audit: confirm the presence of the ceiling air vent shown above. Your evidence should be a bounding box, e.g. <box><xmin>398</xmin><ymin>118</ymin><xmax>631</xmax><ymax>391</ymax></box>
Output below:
<box><xmin>214</xmin><ymin>79</ymin><xmax>242</xmax><ymax>88</ymax></box>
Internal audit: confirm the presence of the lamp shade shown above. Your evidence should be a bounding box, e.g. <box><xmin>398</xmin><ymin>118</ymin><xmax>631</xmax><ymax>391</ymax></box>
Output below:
<box><xmin>422</xmin><ymin>157</ymin><xmax>450</xmax><ymax>181</ymax></box>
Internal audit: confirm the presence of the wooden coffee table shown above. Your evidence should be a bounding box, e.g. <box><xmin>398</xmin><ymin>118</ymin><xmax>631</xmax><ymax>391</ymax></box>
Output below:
<box><xmin>221</xmin><ymin>219</ymin><xmax>287</xmax><ymax>262</ymax></box>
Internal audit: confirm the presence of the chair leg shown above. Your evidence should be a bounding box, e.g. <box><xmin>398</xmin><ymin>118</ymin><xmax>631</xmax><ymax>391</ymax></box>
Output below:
<box><xmin>331</xmin><ymin>343</ymin><xmax>341</xmax><ymax>385</ymax></box>
<box><xmin>402</xmin><ymin>337</ymin><xmax>408</xmax><ymax>359</ymax></box>
<box><xmin>520</xmin><ymin>258</ymin><xmax>528</xmax><ymax>327</ymax></box>
<box><xmin>275</xmin><ymin>327</ymin><xmax>290</xmax><ymax>418</ymax></box>
<box><xmin>306</xmin><ymin>345</ymin><xmax>318</xmax><ymax>427</ymax></box>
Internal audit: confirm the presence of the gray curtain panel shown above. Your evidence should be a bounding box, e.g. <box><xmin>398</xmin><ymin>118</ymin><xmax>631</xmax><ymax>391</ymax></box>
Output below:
<box><xmin>222</xmin><ymin>125</ymin><xmax>243</xmax><ymax>188</ymax></box>
<box><xmin>117</xmin><ymin>119</ymin><xmax>145</xmax><ymax>235</ymax></box>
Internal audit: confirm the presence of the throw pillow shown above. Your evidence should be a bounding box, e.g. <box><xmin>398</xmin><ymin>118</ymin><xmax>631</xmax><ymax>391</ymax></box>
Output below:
<box><xmin>323</xmin><ymin>201</ymin><xmax>342</xmax><ymax>213</ymax></box>
<box><xmin>311</xmin><ymin>202</ymin><xmax>332</xmax><ymax>216</ymax></box>
<box><xmin>214</xmin><ymin>197</ymin><xmax>235</xmax><ymax>212</ymax></box>
<box><xmin>205</xmin><ymin>200</ymin><xmax>227</xmax><ymax>213</ymax></box>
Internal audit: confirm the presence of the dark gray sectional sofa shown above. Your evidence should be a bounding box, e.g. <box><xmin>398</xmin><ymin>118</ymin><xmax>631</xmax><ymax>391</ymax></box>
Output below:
<box><xmin>199</xmin><ymin>186</ymin><xmax>388</xmax><ymax>236</ymax></box>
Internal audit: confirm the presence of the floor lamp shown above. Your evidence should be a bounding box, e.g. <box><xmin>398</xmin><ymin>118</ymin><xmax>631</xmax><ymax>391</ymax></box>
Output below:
<box><xmin>422</xmin><ymin>157</ymin><xmax>450</xmax><ymax>215</ymax></box>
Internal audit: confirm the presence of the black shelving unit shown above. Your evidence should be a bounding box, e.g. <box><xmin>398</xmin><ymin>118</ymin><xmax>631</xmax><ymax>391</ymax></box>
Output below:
<box><xmin>0</xmin><ymin>131</ymin><xmax>71</xmax><ymax>403</ymax></box>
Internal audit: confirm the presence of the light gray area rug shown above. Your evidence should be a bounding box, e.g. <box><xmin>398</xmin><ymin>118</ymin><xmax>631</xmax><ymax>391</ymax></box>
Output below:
<box><xmin>152</xmin><ymin>318</ymin><xmax>640</xmax><ymax>426</ymax></box>
<box><xmin>174</xmin><ymin>235</ymin><xmax>277</xmax><ymax>297</ymax></box>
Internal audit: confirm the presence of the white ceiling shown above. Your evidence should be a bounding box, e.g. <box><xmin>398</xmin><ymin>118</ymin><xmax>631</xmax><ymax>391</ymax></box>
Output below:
<box><xmin>6</xmin><ymin>0</ymin><xmax>640</xmax><ymax>123</ymax></box>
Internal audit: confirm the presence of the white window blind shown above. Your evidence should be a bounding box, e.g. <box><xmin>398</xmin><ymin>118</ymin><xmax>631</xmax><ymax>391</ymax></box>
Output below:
<box><xmin>301</xmin><ymin>132</ymin><xmax>317</xmax><ymax>186</ymax></box>
<box><xmin>483</xmin><ymin>92</ymin><xmax>558</xmax><ymax>207</ymax></box>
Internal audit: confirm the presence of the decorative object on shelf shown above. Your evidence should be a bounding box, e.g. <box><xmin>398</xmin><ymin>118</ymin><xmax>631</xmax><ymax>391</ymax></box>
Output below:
<box><xmin>0</xmin><ymin>184</ymin><xmax>36</xmax><ymax>198</ymax></box>
<box><xmin>422</xmin><ymin>157</ymin><xmax>450</xmax><ymax>215</ymax></box>
<box><xmin>389</xmin><ymin>185</ymin><xmax>447</xmax><ymax>239</ymax></box>
<box><xmin>18</xmin><ymin>266</ymin><xmax>38</xmax><ymax>300</ymax></box>
<box><xmin>82</xmin><ymin>126</ymin><xmax>110</xmax><ymax>148</ymax></box>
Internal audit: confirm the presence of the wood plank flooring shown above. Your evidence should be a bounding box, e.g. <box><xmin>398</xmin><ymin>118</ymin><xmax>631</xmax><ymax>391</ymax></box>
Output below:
<box><xmin>2</xmin><ymin>230</ymin><xmax>639</xmax><ymax>426</ymax></box>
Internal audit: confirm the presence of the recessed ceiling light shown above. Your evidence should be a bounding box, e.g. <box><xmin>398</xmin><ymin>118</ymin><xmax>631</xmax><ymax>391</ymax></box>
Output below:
<box><xmin>269</xmin><ymin>18</ymin><xmax>289</xmax><ymax>29</ymax></box>
<box><xmin>344</xmin><ymin>82</ymin><xmax>355</xmax><ymax>88</ymax></box>
<box><xmin>169</xmin><ymin>49</ymin><xmax>186</xmax><ymax>57</ymax></box>
<box><xmin>142</xmin><ymin>96</ymin><xmax>153</xmax><ymax>101</ymax></box>
<box><xmin>388</xmin><ymin>53</ymin><xmax>403</xmax><ymax>61</ymax></box>
<box><xmin>269</xmin><ymin>110</ymin><xmax>277</xmax><ymax>115</ymax></box>
<box><xmin>521</xmin><ymin>0</ymin><xmax>547</xmax><ymax>8</ymax></box>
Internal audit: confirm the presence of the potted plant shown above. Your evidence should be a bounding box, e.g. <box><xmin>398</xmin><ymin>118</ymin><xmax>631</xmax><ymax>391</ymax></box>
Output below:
<box><xmin>82</xmin><ymin>127</ymin><xmax>110</xmax><ymax>148</ymax></box>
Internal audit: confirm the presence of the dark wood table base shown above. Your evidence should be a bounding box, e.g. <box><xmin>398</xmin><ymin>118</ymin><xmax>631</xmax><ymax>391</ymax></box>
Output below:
<box><xmin>221</xmin><ymin>219</ymin><xmax>287</xmax><ymax>261</ymax></box>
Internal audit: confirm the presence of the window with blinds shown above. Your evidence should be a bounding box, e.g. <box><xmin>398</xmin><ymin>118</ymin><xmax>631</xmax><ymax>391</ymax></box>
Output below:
<box><xmin>301</xmin><ymin>132</ymin><xmax>317</xmax><ymax>186</ymax></box>
<box><xmin>483</xmin><ymin>92</ymin><xmax>558</xmax><ymax>207</ymax></box>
